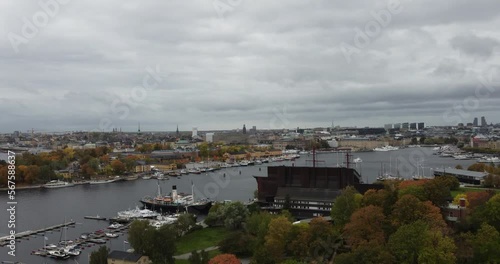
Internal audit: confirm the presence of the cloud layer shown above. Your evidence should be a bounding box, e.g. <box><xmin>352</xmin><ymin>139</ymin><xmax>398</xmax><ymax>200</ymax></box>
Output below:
<box><xmin>1</xmin><ymin>0</ymin><xmax>499</xmax><ymax>132</ymax></box>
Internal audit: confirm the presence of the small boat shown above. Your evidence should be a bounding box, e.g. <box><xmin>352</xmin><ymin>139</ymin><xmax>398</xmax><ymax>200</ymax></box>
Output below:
<box><xmin>108</xmin><ymin>223</ymin><xmax>123</xmax><ymax>229</ymax></box>
<box><xmin>84</xmin><ymin>215</ymin><xmax>106</xmax><ymax>220</ymax></box>
<box><xmin>58</xmin><ymin>240</ymin><xmax>74</xmax><ymax>246</ymax></box>
<box><xmin>80</xmin><ymin>233</ymin><xmax>90</xmax><ymax>239</ymax></box>
<box><xmin>47</xmin><ymin>249</ymin><xmax>69</xmax><ymax>259</ymax></box>
<box><xmin>45</xmin><ymin>244</ymin><xmax>58</xmax><ymax>250</ymax></box>
<box><xmin>353</xmin><ymin>157</ymin><xmax>363</xmax><ymax>163</ymax></box>
<box><xmin>142</xmin><ymin>176</ymin><xmax>152</xmax><ymax>180</ymax></box>
<box><xmin>105</xmin><ymin>233</ymin><xmax>118</xmax><ymax>238</ymax></box>
<box><xmin>63</xmin><ymin>246</ymin><xmax>81</xmax><ymax>256</ymax></box>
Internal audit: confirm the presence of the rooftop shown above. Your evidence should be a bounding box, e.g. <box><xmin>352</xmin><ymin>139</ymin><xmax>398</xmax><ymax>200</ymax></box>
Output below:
<box><xmin>108</xmin><ymin>250</ymin><xmax>143</xmax><ymax>261</ymax></box>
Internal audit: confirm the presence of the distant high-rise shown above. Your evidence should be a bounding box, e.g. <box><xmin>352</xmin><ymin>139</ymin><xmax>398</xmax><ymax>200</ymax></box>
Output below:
<box><xmin>384</xmin><ymin>124</ymin><xmax>393</xmax><ymax>130</ymax></box>
<box><xmin>481</xmin><ymin>116</ymin><xmax>487</xmax><ymax>127</ymax></box>
<box><xmin>418</xmin><ymin>122</ymin><xmax>425</xmax><ymax>130</ymax></box>
<box><xmin>176</xmin><ymin>125</ymin><xmax>179</xmax><ymax>137</ymax></box>
<box><xmin>242</xmin><ymin>124</ymin><xmax>247</xmax><ymax>134</ymax></box>
<box><xmin>402</xmin><ymin>123</ymin><xmax>409</xmax><ymax>130</ymax></box>
<box><xmin>394</xmin><ymin>123</ymin><xmax>401</xmax><ymax>129</ymax></box>
<box><xmin>192</xmin><ymin>127</ymin><xmax>198</xmax><ymax>138</ymax></box>
<box><xmin>410</xmin><ymin>123</ymin><xmax>417</xmax><ymax>130</ymax></box>
<box><xmin>473</xmin><ymin>117</ymin><xmax>478</xmax><ymax>127</ymax></box>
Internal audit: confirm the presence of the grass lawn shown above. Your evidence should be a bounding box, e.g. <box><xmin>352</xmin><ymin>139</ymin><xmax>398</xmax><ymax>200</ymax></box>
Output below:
<box><xmin>176</xmin><ymin>227</ymin><xmax>231</xmax><ymax>255</ymax></box>
<box><xmin>175</xmin><ymin>250</ymin><xmax>221</xmax><ymax>264</ymax></box>
<box><xmin>451</xmin><ymin>187</ymin><xmax>500</xmax><ymax>198</ymax></box>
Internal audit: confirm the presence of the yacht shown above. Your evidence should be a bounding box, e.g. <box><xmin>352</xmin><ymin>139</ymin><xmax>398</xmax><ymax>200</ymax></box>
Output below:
<box><xmin>373</xmin><ymin>146</ymin><xmax>399</xmax><ymax>152</ymax></box>
<box><xmin>478</xmin><ymin>157</ymin><xmax>500</xmax><ymax>163</ymax></box>
<box><xmin>353</xmin><ymin>157</ymin><xmax>363</xmax><ymax>163</ymax></box>
<box><xmin>105</xmin><ymin>233</ymin><xmax>119</xmax><ymax>238</ymax></box>
<box><xmin>43</xmin><ymin>180</ymin><xmax>75</xmax><ymax>189</ymax></box>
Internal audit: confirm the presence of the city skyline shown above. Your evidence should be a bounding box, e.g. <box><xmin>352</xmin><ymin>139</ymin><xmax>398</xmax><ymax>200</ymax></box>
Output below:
<box><xmin>1</xmin><ymin>1</ymin><xmax>500</xmax><ymax>133</ymax></box>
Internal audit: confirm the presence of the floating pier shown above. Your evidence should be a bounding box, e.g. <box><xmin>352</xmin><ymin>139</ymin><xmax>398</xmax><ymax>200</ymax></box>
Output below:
<box><xmin>0</xmin><ymin>221</ymin><xmax>76</xmax><ymax>246</ymax></box>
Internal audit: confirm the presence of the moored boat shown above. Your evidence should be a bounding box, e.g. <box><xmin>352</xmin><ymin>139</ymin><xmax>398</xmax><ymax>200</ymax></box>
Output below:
<box><xmin>43</xmin><ymin>180</ymin><xmax>75</xmax><ymax>189</ymax></box>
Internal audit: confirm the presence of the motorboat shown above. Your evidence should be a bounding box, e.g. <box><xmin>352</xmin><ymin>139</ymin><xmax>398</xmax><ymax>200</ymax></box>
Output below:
<box><xmin>353</xmin><ymin>157</ymin><xmax>363</xmax><ymax>163</ymax></box>
<box><xmin>105</xmin><ymin>233</ymin><xmax>118</xmax><ymax>238</ymax></box>
<box><xmin>108</xmin><ymin>223</ymin><xmax>123</xmax><ymax>229</ymax></box>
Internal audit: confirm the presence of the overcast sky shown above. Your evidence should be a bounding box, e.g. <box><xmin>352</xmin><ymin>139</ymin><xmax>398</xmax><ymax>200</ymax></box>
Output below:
<box><xmin>1</xmin><ymin>0</ymin><xmax>499</xmax><ymax>133</ymax></box>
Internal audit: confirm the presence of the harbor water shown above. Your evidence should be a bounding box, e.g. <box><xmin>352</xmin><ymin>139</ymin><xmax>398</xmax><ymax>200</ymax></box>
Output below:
<box><xmin>0</xmin><ymin>147</ymin><xmax>478</xmax><ymax>263</ymax></box>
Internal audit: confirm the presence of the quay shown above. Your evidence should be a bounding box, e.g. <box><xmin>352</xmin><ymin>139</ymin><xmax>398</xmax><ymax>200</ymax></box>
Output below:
<box><xmin>30</xmin><ymin>223</ymin><xmax>130</xmax><ymax>258</ymax></box>
<box><xmin>0</xmin><ymin>221</ymin><xmax>76</xmax><ymax>246</ymax></box>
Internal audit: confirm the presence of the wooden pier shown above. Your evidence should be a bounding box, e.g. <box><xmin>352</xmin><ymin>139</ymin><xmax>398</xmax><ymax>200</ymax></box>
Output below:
<box><xmin>0</xmin><ymin>221</ymin><xmax>76</xmax><ymax>246</ymax></box>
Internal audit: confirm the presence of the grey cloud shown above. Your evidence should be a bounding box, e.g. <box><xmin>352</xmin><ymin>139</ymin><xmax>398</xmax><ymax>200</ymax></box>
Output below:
<box><xmin>450</xmin><ymin>34</ymin><xmax>500</xmax><ymax>58</ymax></box>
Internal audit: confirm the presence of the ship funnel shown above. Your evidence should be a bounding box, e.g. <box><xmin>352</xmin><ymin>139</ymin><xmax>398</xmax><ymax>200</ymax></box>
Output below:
<box><xmin>172</xmin><ymin>185</ymin><xmax>178</xmax><ymax>201</ymax></box>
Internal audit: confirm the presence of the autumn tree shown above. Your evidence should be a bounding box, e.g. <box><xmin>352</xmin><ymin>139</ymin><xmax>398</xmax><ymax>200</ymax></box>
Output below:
<box><xmin>344</xmin><ymin>205</ymin><xmax>386</xmax><ymax>249</ymax></box>
<box><xmin>209</xmin><ymin>254</ymin><xmax>240</xmax><ymax>264</ymax></box>
<box><xmin>286</xmin><ymin>223</ymin><xmax>311</xmax><ymax>260</ymax></box>
<box><xmin>331</xmin><ymin>186</ymin><xmax>361</xmax><ymax>227</ymax></box>
<box><xmin>391</xmin><ymin>195</ymin><xmax>446</xmax><ymax>232</ymax></box>
<box><xmin>423</xmin><ymin>179</ymin><xmax>451</xmax><ymax>207</ymax></box>
<box><xmin>264</xmin><ymin>216</ymin><xmax>292</xmax><ymax>263</ymax></box>
<box><xmin>452</xmin><ymin>193</ymin><xmax>469</xmax><ymax>207</ymax></box>
<box><xmin>111</xmin><ymin>159</ymin><xmax>126</xmax><ymax>174</ymax></box>
<box><xmin>307</xmin><ymin>217</ymin><xmax>339</xmax><ymax>263</ymax></box>
<box><xmin>466</xmin><ymin>191</ymin><xmax>494</xmax><ymax>211</ymax></box>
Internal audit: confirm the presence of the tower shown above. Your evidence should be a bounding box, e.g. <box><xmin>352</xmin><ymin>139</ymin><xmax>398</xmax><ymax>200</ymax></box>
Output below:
<box><xmin>242</xmin><ymin>124</ymin><xmax>247</xmax><ymax>134</ymax></box>
<box><xmin>138</xmin><ymin>122</ymin><xmax>141</xmax><ymax>133</ymax></box>
<box><xmin>481</xmin><ymin>116</ymin><xmax>487</xmax><ymax>127</ymax></box>
<box><xmin>473</xmin><ymin>117</ymin><xmax>478</xmax><ymax>127</ymax></box>
<box><xmin>176</xmin><ymin>124</ymin><xmax>179</xmax><ymax>137</ymax></box>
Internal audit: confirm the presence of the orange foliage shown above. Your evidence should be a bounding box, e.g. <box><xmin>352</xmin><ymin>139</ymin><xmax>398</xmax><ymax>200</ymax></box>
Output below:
<box><xmin>344</xmin><ymin>205</ymin><xmax>386</xmax><ymax>249</ymax></box>
<box><xmin>466</xmin><ymin>191</ymin><xmax>495</xmax><ymax>210</ymax></box>
<box><xmin>398</xmin><ymin>179</ymin><xmax>431</xmax><ymax>190</ymax></box>
<box><xmin>209</xmin><ymin>254</ymin><xmax>240</xmax><ymax>264</ymax></box>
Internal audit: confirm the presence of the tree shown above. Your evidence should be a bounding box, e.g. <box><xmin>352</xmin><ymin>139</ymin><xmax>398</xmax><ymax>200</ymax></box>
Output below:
<box><xmin>452</xmin><ymin>193</ymin><xmax>469</xmax><ymax>207</ymax></box>
<box><xmin>455</xmin><ymin>164</ymin><xmax>463</xmax><ymax>170</ymax></box>
<box><xmin>128</xmin><ymin>220</ymin><xmax>177</xmax><ymax>263</ymax></box>
<box><xmin>209</xmin><ymin>254</ymin><xmax>240</xmax><ymax>264</ymax></box>
<box><xmin>466</xmin><ymin>191</ymin><xmax>494</xmax><ymax>211</ymax></box>
<box><xmin>335</xmin><ymin>244</ymin><xmax>395</xmax><ymax>264</ymax></box>
<box><xmin>307</xmin><ymin>217</ymin><xmax>339</xmax><ymax>263</ymax></box>
<box><xmin>175</xmin><ymin>213</ymin><xmax>197</xmax><ymax>237</ymax></box>
<box><xmin>482</xmin><ymin>194</ymin><xmax>500</xmax><ymax>231</ymax></box>
<box><xmin>223</xmin><ymin>201</ymin><xmax>250</xmax><ymax>230</ymax></box>
<box><xmin>89</xmin><ymin>246</ymin><xmax>109</xmax><ymax>264</ymax></box>
<box><xmin>219</xmin><ymin>231</ymin><xmax>254</xmax><ymax>257</ymax></box>
<box><xmin>423</xmin><ymin>179</ymin><xmax>451</xmax><ymax>207</ymax></box>
<box><xmin>265</xmin><ymin>216</ymin><xmax>293</xmax><ymax>263</ymax></box>
<box><xmin>433</xmin><ymin>175</ymin><xmax>460</xmax><ymax>191</ymax></box>
<box><xmin>344</xmin><ymin>205</ymin><xmax>386</xmax><ymax>249</ymax></box>
<box><xmin>471</xmin><ymin>223</ymin><xmax>500</xmax><ymax>263</ymax></box>
<box><xmin>388</xmin><ymin>221</ymin><xmax>455</xmax><ymax>264</ymax></box>
<box><xmin>287</xmin><ymin>223</ymin><xmax>311</xmax><ymax>260</ymax></box>
<box><xmin>147</xmin><ymin>224</ymin><xmax>177</xmax><ymax>263</ymax></box>
<box><xmin>391</xmin><ymin>195</ymin><xmax>446</xmax><ymax>232</ymax></box>
<box><xmin>283</xmin><ymin>194</ymin><xmax>291</xmax><ymax>210</ymax></box>
<box><xmin>111</xmin><ymin>159</ymin><xmax>126</xmax><ymax>174</ymax></box>
<box><xmin>189</xmin><ymin>250</ymin><xmax>201</xmax><ymax>264</ymax></box>
<box><xmin>331</xmin><ymin>186</ymin><xmax>360</xmax><ymax>227</ymax></box>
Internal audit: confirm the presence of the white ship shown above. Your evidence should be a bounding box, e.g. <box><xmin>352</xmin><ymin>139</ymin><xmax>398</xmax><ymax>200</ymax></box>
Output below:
<box><xmin>43</xmin><ymin>180</ymin><xmax>75</xmax><ymax>189</ymax></box>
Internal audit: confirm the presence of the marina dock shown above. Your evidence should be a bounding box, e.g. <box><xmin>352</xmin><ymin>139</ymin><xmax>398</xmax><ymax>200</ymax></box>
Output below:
<box><xmin>0</xmin><ymin>221</ymin><xmax>76</xmax><ymax>246</ymax></box>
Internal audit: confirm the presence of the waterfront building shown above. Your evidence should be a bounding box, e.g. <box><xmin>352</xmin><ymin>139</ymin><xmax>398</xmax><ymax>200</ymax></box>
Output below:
<box><xmin>433</xmin><ymin>168</ymin><xmax>487</xmax><ymax>185</ymax></box>
<box><xmin>254</xmin><ymin>159</ymin><xmax>383</xmax><ymax>219</ymax></box>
